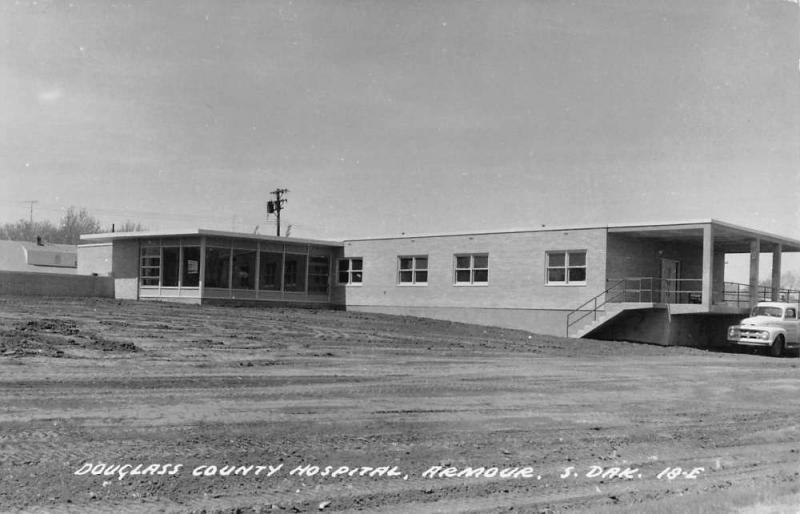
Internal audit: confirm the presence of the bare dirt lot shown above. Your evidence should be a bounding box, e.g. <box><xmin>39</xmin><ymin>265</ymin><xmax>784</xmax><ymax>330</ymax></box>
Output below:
<box><xmin>1</xmin><ymin>296</ymin><xmax>799</xmax><ymax>513</ymax></box>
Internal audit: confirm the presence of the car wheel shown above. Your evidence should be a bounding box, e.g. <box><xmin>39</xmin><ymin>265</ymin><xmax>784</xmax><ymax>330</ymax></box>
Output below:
<box><xmin>770</xmin><ymin>336</ymin><xmax>785</xmax><ymax>358</ymax></box>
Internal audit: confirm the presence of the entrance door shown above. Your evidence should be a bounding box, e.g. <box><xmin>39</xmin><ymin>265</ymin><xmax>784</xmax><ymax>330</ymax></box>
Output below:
<box><xmin>661</xmin><ymin>258</ymin><xmax>680</xmax><ymax>303</ymax></box>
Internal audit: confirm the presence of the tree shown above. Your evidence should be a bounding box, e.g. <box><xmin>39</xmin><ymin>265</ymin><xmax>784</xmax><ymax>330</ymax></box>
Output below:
<box><xmin>759</xmin><ymin>271</ymin><xmax>800</xmax><ymax>291</ymax></box>
<box><xmin>0</xmin><ymin>206</ymin><xmax>104</xmax><ymax>245</ymax></box>
<box><xmin>58</xmin><ymin>207</ymin><xmax>102</xmax><ymax>244</ymax></box>
<box><xmin>1</xmin><ymin>207</ymin><xmax>146</xmax><ymax>244</ymax></box>
<box><xmin>0</xmin><ymin>219</ymin><xmax>58</xmax><ymax>242</ymax></box>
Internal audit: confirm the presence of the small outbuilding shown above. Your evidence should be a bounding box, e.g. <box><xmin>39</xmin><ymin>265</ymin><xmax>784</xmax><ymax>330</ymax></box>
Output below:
<box><xmin>0</xmin><ymin>239</ymin><xmax>77</xmax><ymax>274</ymax></box>
<box><xmin>0</xmin><ymin>239</ymin><xmax>112</xmax><ymax>297</ymax></box>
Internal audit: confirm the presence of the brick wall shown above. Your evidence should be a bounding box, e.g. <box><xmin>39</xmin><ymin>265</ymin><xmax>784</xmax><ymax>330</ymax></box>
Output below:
<box><xmin>338</xmin><ymin>228</ymin><xmax>608</xmax><ymax>334</ymax></box>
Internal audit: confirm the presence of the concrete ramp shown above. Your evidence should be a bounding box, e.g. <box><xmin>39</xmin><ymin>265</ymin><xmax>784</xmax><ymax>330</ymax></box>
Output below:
<box><xmin>572</xmin><ymin>303</ymin><xmax>657</xmax><ymax>339</ymax></box>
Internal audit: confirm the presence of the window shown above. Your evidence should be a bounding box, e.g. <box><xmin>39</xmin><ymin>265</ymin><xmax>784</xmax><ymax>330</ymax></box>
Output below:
<box><xmin>338</xmin><ymin>258</ymin><xmax>363</xmax><ymax>285</ymax></box>
<box><xmin>546</xmin><ymin>251</ymin><xmax>586</xmax><ymax>285</ymax></box>
<box><xmin>140</xmin><ymin>247</ymin><xmax>160</xmax><ymax>286</ymax></box>
<box><xmin>454</xmin><ymin>254</ymin><xmax>488</xmax><ymax>285</ymax></box>
<box><xmin>398</xmin><ymin>256</ymin><xmax>428</xmax><ymax>285</ymax></box>
<box><xmin>182</xmin><ymin>247</ymin><xmax>200</xmax><ymax>287</ymax></box>
<box><xmin>259</xmin><ymin>251</ymin><xmax>282</xmax><ymax>291</ymax></box>
<box><xmin>785</xmin><ymin>308</ymin><xmax>796</xmax><ymax>319</ymax></box>
<box><xmin>308</xmin><ymin>256</ymin><xmax>330</xmax><ymax>294</ymax></box>
<box><xmin>283</xmin><ymin>254</ymin><xmax>307</xmax><ymax>292</ymax></box>
<box><xmin>141</xmin><ymin>246</ymin><xmax>200</xmax><ymax>288</ymax></box>
<box><xmin>162</xmin><ymin>247</ymin><xmax>180</xmax><ymax>287</ymax></box>
<box><xmin>232</xmin><ymin>249</ymin><xmax>257</xmax><ymax>290</ymax></box>
<box><xmin>205</xmin><ymin>247</ymin><xmax>230</xmax><ymax>288</ymax></box>
<box><xmin>752</xmin><ymin>306</ymin><xmax>782</xmax><ymax>317</ymax></box>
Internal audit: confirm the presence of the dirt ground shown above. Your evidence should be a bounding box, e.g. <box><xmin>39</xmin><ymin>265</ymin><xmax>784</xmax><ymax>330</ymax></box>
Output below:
<box><xmin>1</xmin><ymin>296</ymin><xmax>799</xmax><ymax>513</ymax></box>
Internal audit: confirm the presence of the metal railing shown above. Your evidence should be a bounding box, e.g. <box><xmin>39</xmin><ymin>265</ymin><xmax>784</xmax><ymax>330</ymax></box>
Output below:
<box><xmin>565</xmin><ymin>279</ymin><xmax>626</xmax><ymax>337</ymax></box>
<box><xmin>609</xmin><ymin>277</ymin><xmax>703</xmax><ymax>304</ymax></box>
<box><xmin>719</xmin><ymin>282</ymin><xmax>800</xmax><ymax>307</ymax></box>
<box><xmin>566</xmin><ymin>277</ymin><xmax>800</xmax><ymax>337</ymax></box>
<box><xmin>566</xmin><ymin>277</ymin><xmax>702</xmax><ymax>337</ymax></box>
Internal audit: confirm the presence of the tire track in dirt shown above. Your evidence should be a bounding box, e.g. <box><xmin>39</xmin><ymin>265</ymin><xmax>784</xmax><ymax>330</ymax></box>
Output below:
<box><xmin>2</xmin><ymin>297</ymin><xmax>800</xmax><ymax>512</ymax></box>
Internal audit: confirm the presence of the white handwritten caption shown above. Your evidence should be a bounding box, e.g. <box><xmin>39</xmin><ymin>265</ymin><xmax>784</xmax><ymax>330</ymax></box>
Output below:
<box><xmin>74</xmin><ymin>463</ymin><xmax>705</xmax><ymax>482</ymax></box>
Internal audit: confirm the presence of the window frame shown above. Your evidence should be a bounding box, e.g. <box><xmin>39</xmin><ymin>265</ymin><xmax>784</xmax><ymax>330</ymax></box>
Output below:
<box><xmin>453</xmin><ymin>253</ymin><xmax>489</xmax><ymax>286</ymax></box>
<box><xmin>140</xmin><ymin>246</ymin><xmax>161</xmax><ymax>287</ymax></box>
<box><xmin>545</xmin><ymin>250</ymin><xmax>587</xmax><ymax>286</ymax></box>
<box><xmin>258</xmin><ymin>250</ymin><xmax>283</xmax><ymax>291</ymax></box>
<box><xmin>282</xmin><ymin>252</ymin><xmax>307</xmax><ymax>292</ymax></box>
<box><xmin>181</xmin><ymin>246</ymin><xmax>201</xmax><ymax>288</ymax></box>
<box><xmin>337</xmin><ymin>257</ymin><xmax>363</xmax><ymax>286</ymax></box>
<box><xmin>160</xmin><ymin>246</ymin><xmax>181</xmax><ymax>288</ymax></box>
<box><xmin>204</xmin><ymin>246</ymin><xmax>232</xmax><ymax>289</ymax></box>
<box><xmin>397</xmin><ymin>255</ymin><xmax>428</xmax><ymax>286</ymax></box>
<box><xmin>308</xmin><ymin>255</ymin><xmax>331</xmax><ymax>294</ymax></box>
<box><xmin>231</xmin><ymin>248</ymin><xmax>257</xmax><ymax>290</ymax></box>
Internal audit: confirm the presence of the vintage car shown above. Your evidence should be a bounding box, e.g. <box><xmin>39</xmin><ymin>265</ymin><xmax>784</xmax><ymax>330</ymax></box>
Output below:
<box><xmin>727</xmin><ymin>302</ymin><xmax>800</xmax><ymax>357</ymax></box>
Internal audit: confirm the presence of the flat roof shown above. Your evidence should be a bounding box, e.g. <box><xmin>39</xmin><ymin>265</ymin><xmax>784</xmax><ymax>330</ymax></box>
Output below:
<box><xmin>608</xmin><ymin>219</ymin><xmax>800</xmax><ymax>253</ymax></box>
<box><xmin>77</xmin><ymin>220</ymin><xmax>800</xmax><ymax>253</ymax></box>
<box><xmin>79</xmin><ymin>229</ymin><xmax>344</xmax><ymax>248</ymax></box>
<box><xmin>342</xmin><ymin>219</ymin><xmax>800</xmax><ymax>252</ymax></box>
<box><xmin>341</xmin><ymin>219</ymin><xmax>710</xmax><ymax>242</ymax></box>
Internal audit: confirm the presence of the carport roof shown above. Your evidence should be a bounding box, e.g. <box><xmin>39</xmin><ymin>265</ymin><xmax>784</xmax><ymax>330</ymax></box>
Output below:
<box><xmin>607</xmin><ymin>219</ymin><xmax>800</xmax><ymax>253</ymax></box>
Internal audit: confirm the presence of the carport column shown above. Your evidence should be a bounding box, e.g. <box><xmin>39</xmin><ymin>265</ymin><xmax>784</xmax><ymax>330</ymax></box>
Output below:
<box><xmin>749</xmin><ymin>238</ymin><xmax>760</xmax><ymax>310</ymax></box>
<box><xmin>771</xmin><ymin>244</ymin><xmax>782</xmax><ymax>301</ymax></box>
<box><xmin>702</xmin><ymin>224</ymin><xmax>714</xmax><ymax>308</ymax></box>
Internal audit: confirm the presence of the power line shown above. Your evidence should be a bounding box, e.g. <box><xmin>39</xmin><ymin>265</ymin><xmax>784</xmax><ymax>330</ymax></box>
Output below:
<box><xmin>266</xmin><ymin>188</ymin><xmax>288</xmax><ymax>237</ymax></box>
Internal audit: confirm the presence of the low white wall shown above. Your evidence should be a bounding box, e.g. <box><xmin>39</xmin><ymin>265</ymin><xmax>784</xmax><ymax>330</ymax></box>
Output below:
<box><xmin>0</xmin><ymin>270</ymin><xmax>114</xmax><ymax>298</ymax></box>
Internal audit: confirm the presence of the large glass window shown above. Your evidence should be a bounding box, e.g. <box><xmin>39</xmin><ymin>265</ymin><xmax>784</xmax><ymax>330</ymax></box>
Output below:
<box><xmin>308</xmin><ymin>256</ymin><xmax>330</xmax><ymax>294</ymax></box>
<box><xmin>259</xmin><ymin>251</ymin><xmax>282</xmax><ymax>291</ymax></box>
<box><xmin>338</xmin><ymin>258</ymin><xmax>363</xmax><ymax>285</ymax></box>
<box><xmin>182</xmin><ymin>247</ymin><xmax>200</xmax><ymax>287</ymax></box>
<box><xmin>546</xmin><ymin>251</ymin><xmax>587</xmax><ymax>285</ymax></box>
<box><xmin>232</xmin><ymin>249</ymin><xmax>256</xmax><ymax>290</ymax></box>
<box><xmin>283</xmin><ymin>254</ymin><xmax>307</xmax><ymax>292</ymax></box>
<box><xmin>205</xmin><ymin>247</ymin><xmax>230</xmax><ymax>288</ymax></box>
<box><xmin>398</xmin><ymin>256</ymin><xmax>428</xmax><ymax>285</ymax></box>
<box><xmin>454</xmin><ymin>254</ymin><xmax>488</xmax><ymax>285</ymax></box>
<box><xmin>162</xmin><ymin>247</ymin><xmax>180</xmax><ymax>287</ymax></box>
<box><xmin>140</xmin><ymin>247</ymin><xmax>160</xmax><ymax>286</ymax></box>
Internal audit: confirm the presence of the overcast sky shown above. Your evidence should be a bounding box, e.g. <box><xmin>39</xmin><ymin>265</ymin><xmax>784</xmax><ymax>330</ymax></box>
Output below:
<box><xmin>2</xmin><ymin>0</ymin><xmax>798</xmax><ymax>261</ymax></box>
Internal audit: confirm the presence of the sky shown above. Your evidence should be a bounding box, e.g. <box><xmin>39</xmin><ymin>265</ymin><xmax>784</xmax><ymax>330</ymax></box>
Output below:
<box><xmin>1</xmin><ymin>0</ymin><xmax>799</xmax><ymax>278</ymax></box>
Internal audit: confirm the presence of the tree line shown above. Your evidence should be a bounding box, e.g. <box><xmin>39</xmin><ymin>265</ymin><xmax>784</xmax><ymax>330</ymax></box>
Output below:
<box><xmin>760</xmin><ymin>271</ymin><xmax>800</xmax><ymax>291</ymax></box>
<box><xmin>0</xmin><ymin>207</ymin><xmax>145</xmax><ymax>245</ymax></box>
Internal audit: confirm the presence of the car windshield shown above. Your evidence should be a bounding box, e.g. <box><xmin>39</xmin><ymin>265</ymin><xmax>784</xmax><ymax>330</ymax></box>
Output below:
<box><xmin>751</xmin><ymin>306</ymin><xmax>783</xmax><ymax>317</ymax></box>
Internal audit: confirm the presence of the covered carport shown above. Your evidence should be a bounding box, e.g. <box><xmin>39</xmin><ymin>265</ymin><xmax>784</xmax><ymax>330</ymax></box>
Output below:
<box><xmin>606</xmin><ymin>219</ymin><xmax>800</xmax><ymax>313</ymax></box>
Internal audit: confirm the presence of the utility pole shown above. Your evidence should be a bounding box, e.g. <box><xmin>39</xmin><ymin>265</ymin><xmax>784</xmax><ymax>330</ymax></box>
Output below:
<box><xmin>22</xmin><ymin>200</ymin><xmax>38</xmax><ymax>224</ymax></box>
<box><xmin>266</xmin><ymin>188</ymin><xmax>288</xmax><ymax>237</ymax></box>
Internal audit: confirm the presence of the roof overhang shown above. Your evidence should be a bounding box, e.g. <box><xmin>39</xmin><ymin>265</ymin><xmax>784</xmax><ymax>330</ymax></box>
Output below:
<box><xmin>79</xmin><ymin>229</ymin><xmax>344</xmax><ymax>248</ymax></box>
<box><xmin>608</xmin><ymin>219</ymin><xmax>800</xmax><ymax>253</ymax></box>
